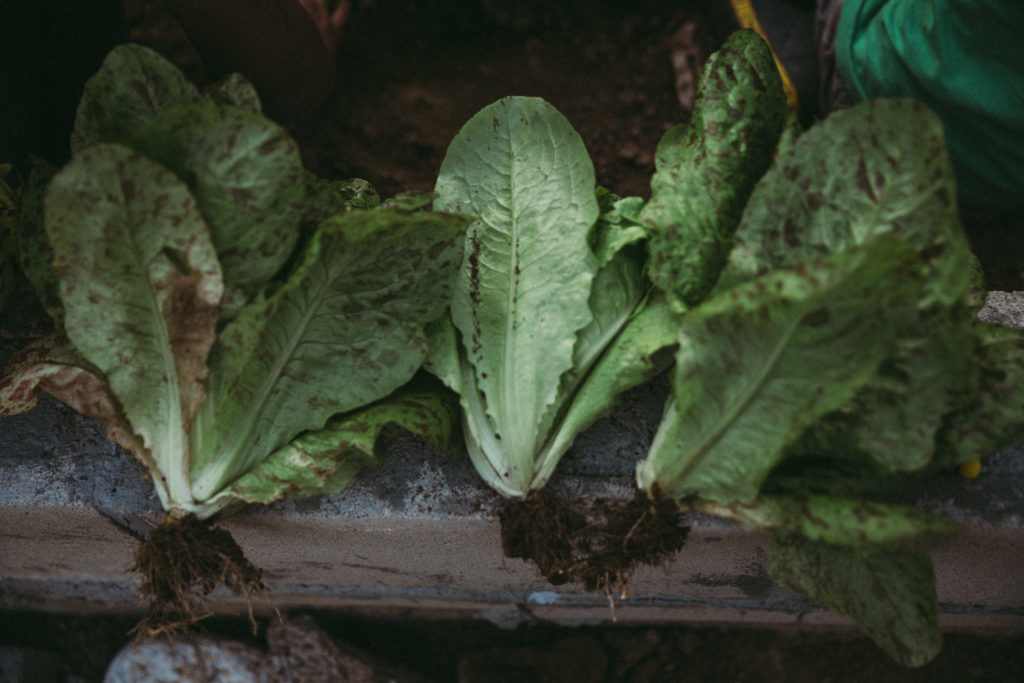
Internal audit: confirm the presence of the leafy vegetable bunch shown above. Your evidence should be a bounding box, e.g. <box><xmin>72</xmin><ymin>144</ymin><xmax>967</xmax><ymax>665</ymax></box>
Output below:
<box><xmin>0</xmin><ymin>44</ymin><xmax>468</xmax><ymax>628</ymax></box>
<box><xmin>429</xmin><ymin>30</ymin><xmax>1024</xmax><ymax>666</ymax></box>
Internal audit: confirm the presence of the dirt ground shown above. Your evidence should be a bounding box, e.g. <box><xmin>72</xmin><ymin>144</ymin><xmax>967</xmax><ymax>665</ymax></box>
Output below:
<box><xmin>125</xmin><ymin>0</ymin><xmax>1023</xmax><ymax>289</ymax></box>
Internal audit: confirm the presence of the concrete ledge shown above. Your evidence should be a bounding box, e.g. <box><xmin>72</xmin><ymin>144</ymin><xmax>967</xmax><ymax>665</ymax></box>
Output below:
<box><xmin>2</xmin><ymin>294</ymin><xmax>1024</xmax><ymax>631</ymax></box>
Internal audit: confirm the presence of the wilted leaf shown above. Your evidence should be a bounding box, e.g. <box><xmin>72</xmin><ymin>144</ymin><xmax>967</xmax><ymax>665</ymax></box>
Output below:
<box><xmin>0</xmin><ymin>334</ymin><xmax>148</xmax><ymax>461</ymax></box>
<box><xmin>224</xmin><ymin>390</ymin><xmax>457</xmax><ymax>504</ymax></box>
<box><xmin>45</xmin><ymin>143</ymin><xmax>222</xmax><ymax>505</ymax></box>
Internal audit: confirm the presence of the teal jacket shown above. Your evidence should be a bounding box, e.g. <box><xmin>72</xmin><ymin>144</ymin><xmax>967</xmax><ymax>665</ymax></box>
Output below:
<box><xmin>836</xmin><ymin>0</ymin><xmax>1024</xmax><ymax>214</ymax></box>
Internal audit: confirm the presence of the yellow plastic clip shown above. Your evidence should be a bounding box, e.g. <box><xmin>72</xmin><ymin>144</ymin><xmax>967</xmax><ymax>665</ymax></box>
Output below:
<box><xmin>729</xmin><ymin>0</ymin><xmax>800</xmax><ymax>112</ymax></box>
<box><xmin>959</xmin><ymin>458</ymin><xmax>982</xmax><ymax>479</ymax></box>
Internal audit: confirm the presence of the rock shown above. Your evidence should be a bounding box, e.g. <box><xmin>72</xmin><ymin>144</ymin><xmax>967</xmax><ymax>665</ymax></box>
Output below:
<box><xmin>103</xmin><ymin>616</ymin><xmax>423</xmax><ymax>683</ymax></box>
<box><xmin>103</xmin><ymin>636</ymin><xmax>265</xmax><ymax>683</ymax></box>
<box><xmin>976</xmin><ymin>291</ymin><xmax>1024</xmax><ymax>330</ymax></box>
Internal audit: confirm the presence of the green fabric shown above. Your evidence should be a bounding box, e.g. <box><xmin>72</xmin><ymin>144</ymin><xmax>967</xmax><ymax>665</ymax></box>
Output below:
<box><xmin>836</xmin><ymin>0</ymin><xmax>1024</xmax><ymax>213</ymax></box>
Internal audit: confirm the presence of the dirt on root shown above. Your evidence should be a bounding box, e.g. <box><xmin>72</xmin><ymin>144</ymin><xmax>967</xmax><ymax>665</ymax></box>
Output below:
<box><xmin>131</xmin><ymin>514</ymin><xmax>267</xmax><ymax>638</ymax></box>
<box><xmin>500</xmin><ymin>489</ymin><xmax>688</xmax><ymax>595</ymax></box>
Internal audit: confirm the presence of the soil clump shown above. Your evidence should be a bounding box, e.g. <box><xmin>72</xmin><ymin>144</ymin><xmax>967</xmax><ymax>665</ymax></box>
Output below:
<box><xmin>131</xmin><ymin>514</ymin><xmax>267</xmax><ymax>637</ymax></box>
<box><xmin>500</xmin><ymin>489</ymin><xmax>688</xmax><ymax>595</ymax></box>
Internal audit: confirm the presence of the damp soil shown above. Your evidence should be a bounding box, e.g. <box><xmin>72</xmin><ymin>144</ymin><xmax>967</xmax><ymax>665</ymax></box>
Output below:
<box><xmin>290</xmin><ymin>0</ymin><xmax>724</xmax><ymax>201</ymax></box>
<box><xmin>500</xmin><ymin>489</ymin><xmax>688</xmax><ymax>594</ymax></box>
<box><xmin>126</xmin><ymin>0</ymin><xmax>1022</xmax><ymax>290</ymax></box>
<box><xmin>131</xmin><ymin>514</ymin><xmax>267</xmax><ymax>637</ymax></box>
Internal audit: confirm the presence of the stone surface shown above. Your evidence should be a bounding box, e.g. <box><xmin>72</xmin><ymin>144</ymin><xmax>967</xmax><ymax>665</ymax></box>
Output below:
<box><xmin>101</xmin><ymin>615</ymin><xmax>422</xmax><ymax>683</ymax></box>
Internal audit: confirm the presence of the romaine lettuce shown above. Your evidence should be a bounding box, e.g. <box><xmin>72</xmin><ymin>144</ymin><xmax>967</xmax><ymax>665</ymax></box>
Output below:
<box><xmin>636</xmin><ymin>34</ymin><xmax>1024</xmax><ymax>666</ymax></box>
<box><xmin>0</xmin><ymin>44</ymin><xmax>469</xmax><ymax>521</ymax></box>
<box><xmin>429</xmin><ymin>96</ymin><xmax>677</xmax><ymax>499</ymax></box>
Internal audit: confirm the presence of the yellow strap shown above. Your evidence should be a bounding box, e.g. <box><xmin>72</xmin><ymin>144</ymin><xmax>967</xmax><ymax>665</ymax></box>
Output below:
<box><xmin>729</xmin><ymin>0</ymin><xmax>800</xmax><ymax>111</ymax></box>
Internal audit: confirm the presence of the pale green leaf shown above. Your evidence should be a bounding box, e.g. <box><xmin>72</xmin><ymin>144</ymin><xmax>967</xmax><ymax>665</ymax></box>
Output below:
<box><xmin>532</xmin><ymin>295</ymin><xmax>681</xmax><ymax>490</ymax></box>
<box><xmin>434</xmin><ymin>96</ymin><xmax>599</xmax><ymax>496</ymax></box>
<box><xmin>189</xmin><ymin>208</ymin><xmax>466</xmax><ymax>501</ymax></box>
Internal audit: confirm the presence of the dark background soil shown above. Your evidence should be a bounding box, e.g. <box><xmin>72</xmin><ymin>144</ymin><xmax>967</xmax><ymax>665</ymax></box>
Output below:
<box><xmin>125</xmin><ymin>0</ymin><xmax>1022</xmax><ymax>289</ymax></box>
<box><xmin>3</xmin><ymin>610</ymin><xmax>1023</xmax><ymax>682</ymax></box>
<box><xmin>290</xmin><ymin>0</ymin><xmax>717</xmax><ymax>201</ymax></box>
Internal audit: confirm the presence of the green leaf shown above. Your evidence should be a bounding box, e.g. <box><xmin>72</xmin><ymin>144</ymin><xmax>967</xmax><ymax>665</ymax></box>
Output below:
<box><xmin>223</xmin><ymin>390</ymin><xmax>457</xmax><ymax>504</ymax></box>
<box><xmin>641</xmin><ymin>29</ymin><xmax>787</xmax><ymax>308</ymax></box>
<box><xmin>791</xmin><ymin>314</ymin><xmax>977</xmax><ymax>473</ymax></box>
<box><xmin>934</xmin><ymin>322</ymin><xmax>1024</xmax><ymax>465</ymax></box>
<box><xmin>434</xmin><ymin>96</ymin><xmax>600</xmax><ymax>497</ymax></box>
<box><xmin>17</xmin><ymin>159</ymin><xmax>63</xmax><ymax>327</ymax></box>
<box><xmin>718</xmin><ymin>98</ymin><xmax>974</xmax><ymax>310</ymax></box>
<box><xmin>592</xmin><ymin>189</ymin><xmax>646</xmax><ymax>267</ymax></box>
<box><xmin>127</xmin><ymin>101</ymin><xmax>305</xmax><ymax>316</ymax></box>
<box><xmin>44</xmin><ymin>143</ymin><xmax>223</xmax><ymax>508</ymax></box>
<box><xmin>636</xmin><ymin>236</ymin><xmax>920</xmax><ymax>503</ymax></box>
<box><xmin>188</xmin><ymin>208</ymin><xmax>467</xmax><ymax>501</ymax></box>
<box><xmin>768</xmin><ymin>533</ymin><xmax>944</xmax><ymax>667</ymax></box>
<box><xmin>713</xmin><ymin>99</ymin><xmax>981</xmax><ymax>475</ymax></box>
<box><xmin>301</xmin><ymin>172</ymin><xmax>381</xmax><ymax>241</ymax></box>
<box><xmin>203</xmin><ymin>72</ymin><xmax>262</xmax><ymax>113</ymax></box>
<box><xmin>382</xmin><ymin>191</ymin><xmax>437</xmax><ymax>213</ymax></box>
<box><xmin>532</xmin><ymin>295</ymin><xmax>680</xmax><ymax>489</ymax></box>
<box><xmin>71</xmin><ymin>43</ymin><xmax>203</xmax><ymax>153</ymax></box>
<box><xmin>696</xmin><ymin>495</ymin><xmax>960</xmax><ymax>549</ymax></box>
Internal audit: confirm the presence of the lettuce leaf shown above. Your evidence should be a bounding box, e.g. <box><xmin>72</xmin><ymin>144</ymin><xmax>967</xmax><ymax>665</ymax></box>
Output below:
<box><xmin>641</xmin><ymin>30</ymin><xmax>786</xmax><ymax>309</ymax></box>
<box><xmin>44</xmin><ymin>143</ymin><xmax>223</xmax><ymax>508</ymax></box>
<box><xmin>222</xmin><ymin>389</ymin><xmax>457</xmax><ymax>505</ymax></box>
<box><xmin>718</xmin><ymin>99</ymin><xmax>981</xmax><ymax>475</ymax></box>
<box><xmin>71</xmin><ymin>44</ymin><xmax>204</xmax><ymax>154</ymax></box>
<box><xmin>16</xmin><ymin>159</ymin><xmax>62</xmax><ymax>326</ymax></box>
<box><xmin>433</xmin><ymin>97</ymin><xmax>601</xmax><ymax>497</ymax></box>
<box><xmin>4</xmin><ymin>41</ymin><xmax>471</xmax><ymax>517</ymax></box>
<box><xmin>768</xmin><ymin>534</ymin><xmax>946</xmax><ymax>667</ymax></box>
<box><xmin>189</xmin><ymin>208</ymin><xmax>466</xmax><ymax>502</ymax></box>
<box><xmin>636</xmin><ymin>237</ymin><xmax>920</xmax><ymax>503</ymax></box>
<box><xmin>126</xmin><ymin>101</ymin><xmax>305</xmax><ymax>316</ymax></box>
<box><xmin>431</xmin><ymin>97</ymin><xmax>674</xmax><ymax>498</ymax></box>
<box><xmin>0</xmin><ymin>334</ymin><xmax>148</xmax><ymax>463</ymax></box>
